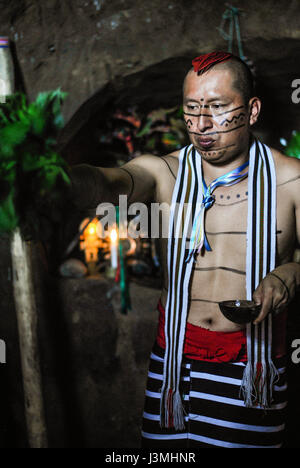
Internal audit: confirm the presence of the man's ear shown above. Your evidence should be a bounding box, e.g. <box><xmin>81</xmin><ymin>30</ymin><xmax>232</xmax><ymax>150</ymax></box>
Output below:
<box><xmin>248</xmin><ymin>97</ymin><xmax>261</xmax><ymax>126</ymax></box>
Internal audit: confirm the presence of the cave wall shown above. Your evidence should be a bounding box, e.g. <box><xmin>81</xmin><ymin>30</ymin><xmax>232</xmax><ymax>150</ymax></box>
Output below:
<box><xmin>0</xmin><ymin>0</ymin><xmax>300</xmax><ymax>150</ymax></box>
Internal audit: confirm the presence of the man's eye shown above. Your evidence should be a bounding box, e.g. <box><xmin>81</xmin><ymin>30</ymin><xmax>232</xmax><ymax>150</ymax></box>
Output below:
<box><xmin>187</xmin><ymin>105</ymin><xmax>198</xmax><ymax>111</ymax></box>
<box><xmin>211</xmin><ymin>104</ymin><xmax>223</xmax><ymax>109</ymax></box>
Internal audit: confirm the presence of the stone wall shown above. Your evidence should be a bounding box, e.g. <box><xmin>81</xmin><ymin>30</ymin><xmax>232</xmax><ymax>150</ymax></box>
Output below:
<box><xmin>0</xmin><ymin>0</ymin><xmax>299</xmax><ymax>150</ymax></box>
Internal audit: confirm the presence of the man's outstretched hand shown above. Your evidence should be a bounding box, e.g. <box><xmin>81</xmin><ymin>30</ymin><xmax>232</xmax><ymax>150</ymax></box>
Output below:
<box><xmin>67</xmin><ymin>164</ymin><xmax>105</xmax><ymax>211</ymax></box>
<box><xmin>252</xmin><ymin>262</ymin><xmax>300</xmax><ymax>324</ymax></box>
<box><xmin>33</xmin><ymin>164</ymin><xmax>105</xmax><ymax>242</ymax></box>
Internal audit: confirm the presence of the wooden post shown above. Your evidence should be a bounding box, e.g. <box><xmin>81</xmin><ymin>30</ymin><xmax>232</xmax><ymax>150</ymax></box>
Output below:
<box><xmin>11</xmin><ymin>227</ymin><xmax>48</xmax><ymax>448</ymax></box>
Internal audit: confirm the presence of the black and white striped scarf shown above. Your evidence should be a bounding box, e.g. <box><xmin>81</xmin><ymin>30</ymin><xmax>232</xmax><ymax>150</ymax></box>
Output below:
<box><xmin>161</xmin><ymin>138</ymin><xmax>278</xmax><ymax>429</ymax></box>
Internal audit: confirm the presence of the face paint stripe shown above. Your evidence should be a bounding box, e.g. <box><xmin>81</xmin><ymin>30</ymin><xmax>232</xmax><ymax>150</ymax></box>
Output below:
<box><xmin>188</xmin><ymin>124</ymin><xmax>246</xmax><ymax>136</ymax></box>
<box><xmin>184</xmin><ymin>113</ymin><xmax>214</xmax><ymax>118</ymax></box>
<box><xmin>196</xmin><ymin>144</ymin><xmax>236</xmax><ymax>151</ymax></box>
<box><xmin>220</xmin><ymin>112</ymin><xmax>246</xmax><ymax>126</ymax></box>
<box><xmin>183</xmin><ymin>105</ymin><xmax>245</xmax><ymax>118</ymax></box>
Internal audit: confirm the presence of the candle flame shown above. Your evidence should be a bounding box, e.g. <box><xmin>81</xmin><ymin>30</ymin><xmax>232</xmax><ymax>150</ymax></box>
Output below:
<box><xmin>88</xmin><ymin>224</ymin><xmax>96</xmax><ymax>235</ymax></box>
<box><xmin>110</xmin><ymin>228</ymin><xmax>118</xmax><ymax>243</ymax></box>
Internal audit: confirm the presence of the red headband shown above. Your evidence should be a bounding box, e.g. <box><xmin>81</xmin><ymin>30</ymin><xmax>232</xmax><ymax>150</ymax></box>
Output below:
<box><xmin>192</xmin><ymin>51</ymin><xmax>233</xmax><ymax>74</ymax></box>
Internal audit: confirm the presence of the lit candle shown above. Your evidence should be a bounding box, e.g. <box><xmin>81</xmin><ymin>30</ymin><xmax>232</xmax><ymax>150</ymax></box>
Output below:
<box><xmin>110</xmin><ymin>228</ymin><xmax>118</xmax><ymax>269</ymax></box>
<box><xmin>79</xmin><ymin>218</ymin><xmax>102</xmax><ymax>275</ymax></box>
<box><xmin>88</xmin><ymin>224</ymin><xmax>96</xmax><ymax>236</ymax></box>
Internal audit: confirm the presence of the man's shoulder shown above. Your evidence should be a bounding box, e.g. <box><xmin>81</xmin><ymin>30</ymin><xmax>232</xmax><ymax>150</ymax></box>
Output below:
<box><xmin>270</xmin><ymin>147</ymin><xmax>300</xmax><ymax>186</ymax></box>
<box><xmin>130</xmin><ymin>149</ymin><xmax>180</xmax><ymax>163</ymax></box>
<box><xmin>129</xmin><ymin>149</ymin><xmax>181</xmax><ymax>174</ymax></box>
<box><xmin>125</xmin><ymin>153</ymin><xmax>163</xmax><ymax>172</ymax></box>
<box><xmin>162</xmin><ymin>149</ymin><xmax>181</xmax><ymax>162</ymax></box>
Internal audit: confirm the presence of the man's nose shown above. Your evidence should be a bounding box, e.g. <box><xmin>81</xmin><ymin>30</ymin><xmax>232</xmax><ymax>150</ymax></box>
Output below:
<box><xmin>196</xmin><ymin>113</ymin><xmax>214</xmax><ymax>133</ymax></box>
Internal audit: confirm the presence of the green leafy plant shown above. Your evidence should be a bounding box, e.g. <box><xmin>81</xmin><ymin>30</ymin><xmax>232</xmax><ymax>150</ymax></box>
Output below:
<box><xmin>0</xmin><ymin>90</ymin><xmax>70</xmax><ymax>237</ymax></box>
<box><xmin>285</xmin><ymin>131</ymin><xmax>300</xmax><ymax>159</ymax></box>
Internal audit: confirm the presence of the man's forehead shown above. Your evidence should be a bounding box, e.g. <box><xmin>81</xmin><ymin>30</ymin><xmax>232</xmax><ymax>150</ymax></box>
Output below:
<box><xmin>183</xmin><ymin>94</ymin><xmax>229</xmax><ymax>103</ymax></box>
<box><xmin>183</xmin><ymin>66</ymin><xmax>236</xmax><ymax>98</ymax></box>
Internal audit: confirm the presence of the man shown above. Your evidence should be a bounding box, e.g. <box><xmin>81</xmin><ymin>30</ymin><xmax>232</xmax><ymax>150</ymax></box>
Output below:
<box><xmin>70</xmin><ymin>51</ymin><xmax>300</xmax><ymax>448</ymax></box>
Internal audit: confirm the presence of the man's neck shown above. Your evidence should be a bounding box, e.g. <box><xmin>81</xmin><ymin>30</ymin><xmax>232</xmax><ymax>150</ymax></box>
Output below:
<box><xmin>200</xmin><ymin>139</ymin><xmax>252</xmax><ymax>185</ymax></box>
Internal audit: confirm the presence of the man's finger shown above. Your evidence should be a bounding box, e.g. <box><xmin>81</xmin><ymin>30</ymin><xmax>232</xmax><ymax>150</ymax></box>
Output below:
<box><xmin>252</xmin><ymin>284</ymin><xmax>263</xmax><ymax>307</ymax></box>
<box><xmin>253</xmin><ymin>289</ymin><xmax>273</xmax><ymax>324</ymax></box>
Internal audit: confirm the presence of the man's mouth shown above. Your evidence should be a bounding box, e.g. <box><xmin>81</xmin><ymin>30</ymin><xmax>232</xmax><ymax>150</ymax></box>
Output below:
<box><xmin>196</xmin><ymin>137</ymin><xmax>215</xmax><ymax>149</ymax></box>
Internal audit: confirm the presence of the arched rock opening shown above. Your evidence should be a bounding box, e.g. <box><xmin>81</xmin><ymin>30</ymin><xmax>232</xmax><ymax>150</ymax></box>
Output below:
<box><xmin>58</xmin><ymin>47</ymin><xmax>300</xmax><ymax>168</ymax></box>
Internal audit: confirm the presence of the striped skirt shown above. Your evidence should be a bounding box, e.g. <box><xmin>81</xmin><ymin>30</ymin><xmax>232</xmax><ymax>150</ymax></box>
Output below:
<box><xmin>141</xmin><ymin>343</ymin><xmax>288</xmax><ymax>448</ymax></box>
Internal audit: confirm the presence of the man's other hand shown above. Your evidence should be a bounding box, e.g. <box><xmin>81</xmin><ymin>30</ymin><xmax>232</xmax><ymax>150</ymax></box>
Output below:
<box><xmin>252</xmin><ymin>262</ymin><xmax>300</xmax><ymax>324</ymax></box>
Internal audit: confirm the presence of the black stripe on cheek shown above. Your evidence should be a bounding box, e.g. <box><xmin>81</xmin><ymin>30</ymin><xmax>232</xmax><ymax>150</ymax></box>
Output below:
<box><xmin>188</xmin><ymin>124</ymin><xmax>246</xmax><ymax>136</ymax></box>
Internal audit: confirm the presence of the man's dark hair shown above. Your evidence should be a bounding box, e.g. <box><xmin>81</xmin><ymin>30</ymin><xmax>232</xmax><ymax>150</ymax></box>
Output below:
<box><xmin>218</xmin><ymin>56</ymin><xmax>254</xmax><ymax>103</ymax></box>
<box><xmin>189</xmin><ymin>52</ymin><xmax>255</xmax><ymax>104</ymax></box>
<box><xmin>201</xmin><ymin>55</ymin><xmax>255</xmax><ymax>104</ymax></box>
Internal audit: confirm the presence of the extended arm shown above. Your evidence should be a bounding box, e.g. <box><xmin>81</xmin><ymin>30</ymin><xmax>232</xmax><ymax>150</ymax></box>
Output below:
<box><xmin>69</xmin><ymin>154</ymin><xmax>160</xmax><ymax>210</ymax></box>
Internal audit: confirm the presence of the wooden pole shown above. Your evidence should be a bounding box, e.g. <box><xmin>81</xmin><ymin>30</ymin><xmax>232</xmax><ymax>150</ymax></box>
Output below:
<box><xmin>11</xmin><ymin>227</ymin><xmax>48</xmax><ymax>448</ymax></box>
<box><xmin>1</xmin><ymin>35</ymin><xmax>47</xmax><ymax>448</ymax></box>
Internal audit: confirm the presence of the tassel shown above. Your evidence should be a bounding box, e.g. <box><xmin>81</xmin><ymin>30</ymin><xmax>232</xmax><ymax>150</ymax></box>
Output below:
<box><xmin>268</xmin><ymin>359</ymin><xmax>280</xmax><ymax>404</ymax></box>
<box><xmin>160</xmin><ymin>388</ymin><xmax>185</xmax><ymax>430</ymax></box>
<box><xmin>256</xmin><ymin>362</ymin><xmax>267</xmax><ymax>408</ymax></box>
<box><xmin>240</xmin><ymin>361</ymin><xmax>255</xmax><ymax>407</ymax></box>
<box><xmin>160</xmin><ymin>388</ymin><xmax>173</xmax><ymax>429</ymax></box>
<box><xmin>254</xmin><ymin>362</ymin><xmax>263</xmax><ymax>389</ymax></box>
<box><xmin>173</xmin><ymin>389</ymin><xmax>186</xmax><ymax>430</ymax></box>
<box><xmin>167</xmin><ymin>388</ymin><xmax>174</xmax><ymax>428</ymax></box>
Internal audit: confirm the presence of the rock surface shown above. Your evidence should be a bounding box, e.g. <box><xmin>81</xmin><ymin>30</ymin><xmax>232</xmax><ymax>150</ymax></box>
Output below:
<box><xmin>0</xmin><ymin>0</ymin><xmax>299</xmax><ymax>152</ymax></box>
<box><xmin>59</xmin><ymin>258</ymin><xmax>88</xmax><ymax>278</ymax></box>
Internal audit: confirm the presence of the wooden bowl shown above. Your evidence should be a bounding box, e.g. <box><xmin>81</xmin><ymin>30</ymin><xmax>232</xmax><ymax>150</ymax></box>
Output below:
<box><xmin>218</xmin><ymin>300</ymin><xmax>261</xmax><ymax>325</ymax></box>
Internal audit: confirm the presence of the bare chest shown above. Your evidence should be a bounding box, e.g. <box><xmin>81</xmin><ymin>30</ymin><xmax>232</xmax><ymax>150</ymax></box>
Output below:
<box><xmin>155</xmin><ymin>171</ymin><xmax>296</xmax><ymax>290</ymax></box>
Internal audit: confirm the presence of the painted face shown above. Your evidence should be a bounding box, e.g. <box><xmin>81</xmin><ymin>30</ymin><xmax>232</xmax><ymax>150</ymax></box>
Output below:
<box><xmin>183</xmin><ymin>67</ymin><xmax>255</xmax><ymax>164</ymax></box>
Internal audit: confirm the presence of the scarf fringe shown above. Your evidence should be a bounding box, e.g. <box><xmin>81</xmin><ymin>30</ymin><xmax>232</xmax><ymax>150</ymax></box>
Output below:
<box><xmin>240</xmin><ymin>361</ymin><xmax>255</xmax><ymax>407</ymax></box>
<box><xmin>241</xmin><ymin>359</ymin><xmax>280</xmax><ymax>408</ymax></box>
<box><xmin>268</xmin><ymin>359</ymin><xmax>280</xmax><ymax>403</ymax></box>
<box><xmin>258</xmin><ymin>363</ymin><xmax>268</xmax><ymax>408</ymax></box>
<box><xmin>160</xmin><ymin>388</ymin><xmax>185</xmax><ymax>430</ymax></box>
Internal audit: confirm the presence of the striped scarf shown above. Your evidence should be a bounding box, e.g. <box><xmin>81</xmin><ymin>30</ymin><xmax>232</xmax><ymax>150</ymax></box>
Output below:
<box><xmin>161</xmin><ymin>138</ymin><xmax>278</xmax><ymax>430</ymax></box>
